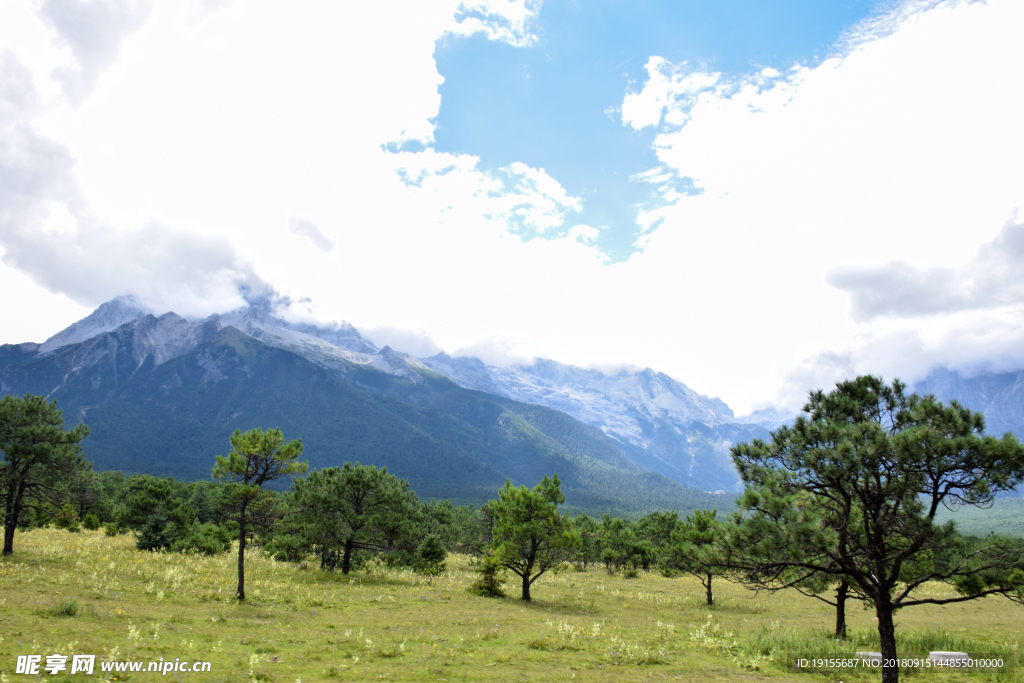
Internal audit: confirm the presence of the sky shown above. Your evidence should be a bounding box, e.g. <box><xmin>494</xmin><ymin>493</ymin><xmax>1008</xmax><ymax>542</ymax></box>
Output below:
<box><xmin>1</xmin><ymin>0</ymin><xmax>1023</xmax><ymax>415</ymax></box>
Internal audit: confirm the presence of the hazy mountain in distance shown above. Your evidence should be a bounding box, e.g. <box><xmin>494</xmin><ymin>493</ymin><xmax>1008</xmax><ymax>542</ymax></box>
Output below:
<box><xmin>15</xmin><ymin>297</ymin><xmax>1024</xmax><ymax>497</ymax></box>
<box><xmin>914</xmin><ymin>367</ymin><xmax>1024</xmax><ymax>440</ymax></box>
<box><xmin>738</xmin><ymin>406</ymin><xmax>797</xmax><ymax>431</ymax></box>
<box><xmin>421</xmin><ymin>355</ymin><xmax>770</xmax><ymax>491</ymax></box>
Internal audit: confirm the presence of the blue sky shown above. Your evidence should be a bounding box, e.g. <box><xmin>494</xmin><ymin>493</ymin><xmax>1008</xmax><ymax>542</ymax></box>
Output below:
<box><xmin>433</xmin><ymin>0</ymin><xmax>879</xmax><ymax>259</ymax></box>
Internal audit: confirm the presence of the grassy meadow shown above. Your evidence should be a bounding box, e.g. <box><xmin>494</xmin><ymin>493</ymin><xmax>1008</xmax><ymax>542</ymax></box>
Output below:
<box><xmin>2</xmin><ymin>528</ymin><xmax>1023</xmax><ymax>682</ymax></box>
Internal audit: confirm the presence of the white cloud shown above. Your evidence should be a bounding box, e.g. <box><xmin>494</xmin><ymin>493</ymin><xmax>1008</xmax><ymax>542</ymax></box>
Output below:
<box><xmin>618</xmin><ymin>0</ymin><xmax>1024</xmax><ymax>410</ymax></box>
<box><xmin>453</xmin><ymin>338</ymin><xmax>536</xmax><ymax>368</ymax></box>
<box><xmin>360</xmin><ymin>326</ymin><xmax>442</xmax><ymax>358</ymax></box>
<box><xmin>388</xmin><ymin>149</ymin><xmax>583</xmax><ymax>237</ymax></box>
<box><xmin>828</xmin><ymin>216</ymin><xmax>1024</xmax><ymax>320</ymax></box>
<box><xmin>40</xmin><ymin>0</ymin><xmax>152</xmax><ymax>104</ymax></box>
<box><xmin>0</xmin><ymin>40</ymin><xmax>265</xmax><ymax>319</ymax></box>
<box><xmin>774</xmin><ymin>305</ymin><xmax>1024</xmax><ymax>411</ymax></box>
<box><xmin>497</xmin><ymin>162</ymin><xmax>582</xmax><ymax>233</ymax></box>
<box><xmin>448</xmin><ymin>0</ymin><xmax>542</xmax><ymax>48</ymax></box>
<box><xmin>288</xmin><ymin>217</ymin><xmax>334</xmax><ymax>252</ymax></box>
<box><xmin>620</xmin><ymin>56</ymin><xmax>721</xmax><ymax>131</ymax></box>
<box><xmin>0</xmin><ymin>52</ymin><xmax>38</xmax><ymax>125</ymax></box>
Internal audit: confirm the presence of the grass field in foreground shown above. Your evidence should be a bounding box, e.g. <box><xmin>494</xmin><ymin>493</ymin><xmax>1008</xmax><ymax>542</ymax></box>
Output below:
<box><xmin>2</xmin><ymin>528</ymin><xmax>1023</xmax><ymax>682</ymax></box>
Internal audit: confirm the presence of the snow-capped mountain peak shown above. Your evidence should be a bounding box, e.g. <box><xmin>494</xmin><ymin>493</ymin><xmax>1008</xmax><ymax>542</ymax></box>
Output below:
<box><xmin>39</xmin><ymin>295</ymin><xmax>151</xmax><ymax>354</ymax></box>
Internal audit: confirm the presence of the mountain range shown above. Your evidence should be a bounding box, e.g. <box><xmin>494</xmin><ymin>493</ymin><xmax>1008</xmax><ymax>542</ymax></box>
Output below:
<box><xmin>3</xmin><ymin>295</ymin><xmax>1022</xmax><ymax>510</ymax></box>
<box><xmin>0</xmin><ymin>297</ymin><xmax>742</xmax><ymax>515</ymax></box>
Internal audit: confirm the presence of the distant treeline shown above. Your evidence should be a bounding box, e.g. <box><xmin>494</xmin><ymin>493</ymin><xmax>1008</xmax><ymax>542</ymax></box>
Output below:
<box><xmin>20</xmin><ymin>465</ymin><xmax>707</xmax><ymax>576</ymax></box>
<box><xmin>0</xmin><ymin>393</ymin><xmax>729</xmax><ymax>591</ymax></box>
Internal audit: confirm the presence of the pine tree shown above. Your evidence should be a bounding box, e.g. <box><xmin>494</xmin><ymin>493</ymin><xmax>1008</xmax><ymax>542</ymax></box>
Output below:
<box><xmin>213</xmin><ymin>428</ymin><xmax>306</xmax><ymax>600</ymax></box>
<box><xmin>282</xmin><ymin>462</ymin><xmax>421</xmax><ymax>574</ymax></box>
<box><xmin>489</xmin><ymin>475</ymin><xmax>579</xmax><ymax>601</ymax></box>
<box><xmin>666</xmin><ymin>509</ymin><xmax>726</xmax><ymax>604</ymax></box>
<box><xmin>0</xmin><ymin>394</ymin><xmax>89</xmax><ymax>555</ymax></box>
<box><xmin>730</xmin><ymin>376</ymin><xmax>1024</xmax><ymax>683</ymax></box>
<box><xmin>418</xmin><ymin>534</ymin><xmax>447</xmax><ymax>575</ymax></box>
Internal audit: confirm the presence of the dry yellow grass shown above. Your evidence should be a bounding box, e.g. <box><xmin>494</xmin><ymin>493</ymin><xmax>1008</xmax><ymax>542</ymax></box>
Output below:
<box><xmin>1</xmin><ymin>527</ymin><xmax>1022</xmax><ymax>682</ymax></box>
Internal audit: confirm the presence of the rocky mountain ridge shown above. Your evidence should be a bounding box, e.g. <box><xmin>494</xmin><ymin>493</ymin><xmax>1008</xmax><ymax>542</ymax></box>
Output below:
<box><xmin>9</xmin><ymin>297</ymin><xmax>1024</xmax><ymax>494</ymax></box>
<box><xmin>23</xmin><ymin>297</ymin><xmax>772</xmax><ymax>491</ymax></box>
<box><xmin>1</xmin><ymin>301</ymin><xmax>736</xmax><ymax>516</ymax></box>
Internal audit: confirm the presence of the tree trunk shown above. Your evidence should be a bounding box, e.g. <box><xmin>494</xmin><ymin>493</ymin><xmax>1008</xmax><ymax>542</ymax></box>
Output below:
<box><xmin>705</xmin><ymin>573</ymin><xmax>713</xmax><ymax>605</ymax></box>
<box><xmin>2</xmin><ymin>522</ymin><xmax>14</xmax><ymax>556</ymax></box>
<box><xmin>521</xmin><ymin>549</ymin><xmax>536</xmax><ymax>600</ymax></box>
<box><xmin>835</xmin><ymin>580</ymin><xmax>848</xmax><ymax>640</ymax></box>
<box><xmin>3</xmin><ymin>495</ymin><xmax>16</xmax><ymax>555</ymax></box>
<box><xmin>876</xmin><ymin>600</ymin><xmax>898</xmax><ymax>683</ymax></box>
<box><xmin>342</xmin><ymin>538</ymin><xmax>353</xmax><ymax>575</ymax></box>
<box><xmin>3</xmin><ymin>481</ymin><xmax>24</xmax><ymax>556</ymax></box>
<box><xmin>236</xmin><ymin>514</ymin><xmax>246</xmax><ymax>601</ymax></box>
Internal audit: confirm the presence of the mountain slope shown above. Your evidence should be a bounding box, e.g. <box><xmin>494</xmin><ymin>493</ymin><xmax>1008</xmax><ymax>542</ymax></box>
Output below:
<box><xmin>37</xmin><ymin>295</ymin><xmax>151</xmax><ymax>354</ymax></box>
<box><xmin>5</xmin><ymin>296</ymin><xmax>771</xmax><ymax>491</ymax></box>
<box><xmin>422</xmin><ymin>355</ymin><xmax>767</xmax><ymax>491</ymax></box>
<box><xmin>0</xmin><ymin>321</ymin><xmax>729</xmax><ymax>516</ymax></box>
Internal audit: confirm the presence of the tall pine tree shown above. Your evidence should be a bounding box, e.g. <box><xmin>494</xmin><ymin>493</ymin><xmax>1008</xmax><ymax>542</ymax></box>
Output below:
<box><xmin>731</xmin><ymin>376</ymin><xmax>1024</xmax><ymax>683</ymax></box>
<box><xmin>213</xmin><ymin>428</ymin><xmax>306</xmax><ymax>600</ymax></box>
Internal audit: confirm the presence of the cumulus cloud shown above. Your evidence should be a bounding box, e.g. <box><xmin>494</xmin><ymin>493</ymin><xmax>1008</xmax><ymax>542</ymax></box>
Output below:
<box><xmin>828</xmin><ymin>217</ymin><xmax>1024</xmax><ymax>320</ymax></box>
<box><xmin>3</xmin><ymin>0</ymin><xmax>1023</xmax><ymax>416</ymax></box>
<box><xmin>288</xmin><ymin>217</ymin><xmax>335</xmax><ymax>252</ymax></box>
<box><xmin>389</xmin><ymin>148</ymin><xmax>584</xmax><ymax>240</ymax></box>
<box><xmin>497</xmin><ymin>162</ymin><xmax>583</xmax><ymax>234</ymax></box>
<box><xmin>620</xmin><ymin>57</ymin><xmax>722</xmax><ymax>131</ymax></box>
<box><xmin>31</xmin><ymin>223</ymin><xmax>264</xmax><ymax>316</ymax></box>
<box><xmin>771</xmin><ymin>306</ymin><xmax>1024</xmax><ymax>411</ymax></box>
<box><xmin>0</xmin><ymin>116</ymin><xmax>80</xmax><ymax>231</ymax></box>
<box><xmin>0</xmin><ymin>53</ymin><xmax>37</xmax><ymax>126</ymax></box>
<box><xmin>599</xmin><ymin>0</ymin><xmax>1024</xmax><ymax>410</ymax></box>
<box><xmin>2</xmin><ymin>214</ymin><xmax>267</xmax><ymax>318</ymax></box>
<box><xmin>448</xmin><ymin>0</ymin><xmax>541</xmax><ymax>48</ymax></box>
<box><xmin>40</xmin><ymin>0</ymin><xmax>152</xmax><ymax>104</ymax></box>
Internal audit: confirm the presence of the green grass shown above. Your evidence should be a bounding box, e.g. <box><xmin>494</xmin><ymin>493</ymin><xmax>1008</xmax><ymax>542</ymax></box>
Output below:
<box><xmin>2</xmin><ymin>528</ymin><xmax>1023</xmax><ymax>682</ymax></box>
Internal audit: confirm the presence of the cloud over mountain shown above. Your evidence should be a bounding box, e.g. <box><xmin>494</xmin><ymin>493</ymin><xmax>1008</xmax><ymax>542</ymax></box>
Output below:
<box><xmin>288</xmin><ymin>217</ymin><xmax>335</xmax><ymax>252</ymax></box>
<box><xmin>828</xmin><ymin>217</ymin><xmax>1024</xmax><ymax>320</ymax></box>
